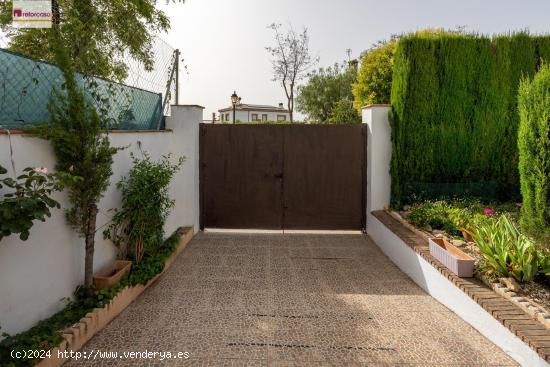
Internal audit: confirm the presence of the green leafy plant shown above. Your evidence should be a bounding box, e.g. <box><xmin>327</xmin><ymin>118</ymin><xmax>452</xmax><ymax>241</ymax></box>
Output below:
<box><xmin>471</xmin><ymin>215</ymin><xmax>539</xmax><ymax>282</ymax></box>
<box><xmin>518</xmin><ymin>63</ymin><xmax>550</xmax><ymax>244</ymax></box>
<box><xmin>0</xmin><ymin>165</ymin><xmax>71</xmax><ymax>241</ymax></box>
<box><xmin>126</xmin><ymin>227</ymin><xmax>184</xmax><ymax>285</ymax></box>
<box><xmin>105</xmin><ymin>153</ymin><xmax>184</xmax><ymax>263</ymax></box>
<box><xmin>0</xmin><ymin>283</ymin><xmax>123</xmax><ymax>367</ymax></box>
<box><xmin>408</xmin><ymin>201</ymin><xmax>460</xmax><ymax>235</ymax></box>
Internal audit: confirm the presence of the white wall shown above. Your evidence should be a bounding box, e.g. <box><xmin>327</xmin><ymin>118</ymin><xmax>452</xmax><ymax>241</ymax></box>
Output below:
<box><xmin>0</xmin><ymin>105</ymin><xmax>202</xmax><ymax>335</ymax></box>
<box><xmin>363</xmin><ymin>105</ymin><xmax>391</xmax><ymax>220</ymax></box>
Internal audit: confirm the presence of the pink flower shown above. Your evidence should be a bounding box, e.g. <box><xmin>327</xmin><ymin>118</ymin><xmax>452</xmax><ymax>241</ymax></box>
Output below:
<box><xmin>483</xmin><ymin>208</ymin><xmax>495</xmax><ymax>215</ymax></box>
<box><xmin>33</xmin><ymin>167</ymin><xmax>48</xmax><ymax>174</ymax></box>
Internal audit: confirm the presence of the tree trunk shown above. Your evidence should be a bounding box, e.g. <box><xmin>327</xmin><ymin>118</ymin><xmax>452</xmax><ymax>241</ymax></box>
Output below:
<box><xmin>288</xmin><ymin>99</ymin><xmax>293</xmax><ymax>124</ymax></box>
<box><xmin>84</xmin><ymin>203</ymin><xmax>98</xmax><ymax>294</ymax></box>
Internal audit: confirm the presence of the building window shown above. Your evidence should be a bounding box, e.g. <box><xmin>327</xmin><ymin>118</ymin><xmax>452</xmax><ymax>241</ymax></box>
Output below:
<box><xmin>225</xmin><ymin>113</ymin><xmax>230</xmax><ymax>121</ymax></box>
<box><xmin>220</xmin><ymin>114</ymin><xmax>224</xmax><ymax>122</ymax></box>
<box><xmin>277</xmin><ymin>115</ymin><xmax>286</xmax><ymax>121</ymax></box>
<box><xmin>262</xmin><ymin>114</ymin><xmax>268</xmax><ymax>121</ymax></box>
<box><xmin>251</xmin><ymin>114</ymin><xmax>258</xmax><ymax>121</ymax></box>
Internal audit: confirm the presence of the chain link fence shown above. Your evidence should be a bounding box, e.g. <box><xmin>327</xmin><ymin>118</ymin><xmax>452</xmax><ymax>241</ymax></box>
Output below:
<box><xmin>0</xmin><ymin>35</ymin><xmax>178</xmax><ymax>130</ymax></box>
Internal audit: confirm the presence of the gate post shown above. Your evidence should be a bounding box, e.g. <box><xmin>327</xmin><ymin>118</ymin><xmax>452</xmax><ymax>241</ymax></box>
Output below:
<box><xmin>165</xmin><ymin>105</ymin><xmax>204</xmax><ymax>233</ymax></box>
<box><xmin>362</xmin><ymin>105</ymin><xmax>391</xmax><ymax>226</ymax></box>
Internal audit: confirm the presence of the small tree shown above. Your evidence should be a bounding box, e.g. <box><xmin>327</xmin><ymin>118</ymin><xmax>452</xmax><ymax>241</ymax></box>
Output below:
<box><xmin>296</xmin><ymin>62</ymin><xmax>357</xmax><ymax>123</ymax></box>
<box><xmin>352</xmin><ymin>39</ymin><xmax>397</xmax><ymax>112</ymax></box>
<box><xmin>37</xmin><ymin>30</ymin><xmax>122</xmax><ymax>293</ymax></box>
<box><xmin>266</xmin><ymin>23</ymin><xmax>318</xmax><ymax>123</ymax></box>
<box><xmin>518</xmin><ymin>64</ymin><xmax>550</xmax><ymax>244</ymax></box>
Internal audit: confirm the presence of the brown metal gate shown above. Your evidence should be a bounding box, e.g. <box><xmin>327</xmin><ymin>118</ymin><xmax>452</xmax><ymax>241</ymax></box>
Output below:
<box><xmin>200</xmin><ymin>124</ymin><xmax>366</xmax><ymax>230</ymax></box>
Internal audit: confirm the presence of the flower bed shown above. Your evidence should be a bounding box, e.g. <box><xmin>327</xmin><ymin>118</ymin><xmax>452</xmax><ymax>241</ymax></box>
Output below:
<box><xmin>394</xmin><ymin>200</ymin><xmax>550</xmax><ymax>313</ymax></box>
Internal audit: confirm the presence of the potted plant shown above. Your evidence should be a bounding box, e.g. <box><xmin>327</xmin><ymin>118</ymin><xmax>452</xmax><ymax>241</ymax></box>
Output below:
<box><xmin>429</xmin><ymin>237</ymin><xmax>475</xmax><ymax>277</ymax></box>
<box><xmin>93</xmin><ymin>260</ymin><xmax>132</xmax><ymax>290</ymax></box>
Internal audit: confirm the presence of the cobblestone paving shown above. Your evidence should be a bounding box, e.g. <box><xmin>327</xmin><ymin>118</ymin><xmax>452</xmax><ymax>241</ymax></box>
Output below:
<box><xmin>67</xmin><ymin>233</ymin><xmax>517</xmax><ymax>366</ymax></box>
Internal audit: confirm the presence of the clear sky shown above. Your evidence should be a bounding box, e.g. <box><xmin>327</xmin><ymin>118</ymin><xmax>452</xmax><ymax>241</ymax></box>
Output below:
<box><xmin>156</xmin><ymin>0</ymin><xmax>550</xmax><ymax>120</ymax></box>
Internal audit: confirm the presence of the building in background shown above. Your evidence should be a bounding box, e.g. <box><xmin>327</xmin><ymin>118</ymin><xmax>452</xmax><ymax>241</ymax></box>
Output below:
<box><xmin>218</xmin><ymin>103</ymin><xmax>289</xmax><ymax>123</ymax></box>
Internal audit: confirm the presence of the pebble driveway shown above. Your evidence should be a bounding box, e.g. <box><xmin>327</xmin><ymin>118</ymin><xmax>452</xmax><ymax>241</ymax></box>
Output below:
<box><xmin>66</xmin><ymin>233</ymin><xmax>517</xmax><ymax>366</ymax></box>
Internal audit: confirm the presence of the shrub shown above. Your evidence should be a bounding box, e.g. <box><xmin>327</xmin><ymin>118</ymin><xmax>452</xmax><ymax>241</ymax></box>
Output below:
<box><xmin>390</xmin><ymin>32</ymin><xmax>550</xmax><ymax>207</ymax></box>
<box><xmin>518</xmin><ymin>64</ymin><xmax>550</xmax><ymax>244</ymax></box>
<box><xmin>408</xmin><ymin>201</ymin><xmax>460</xmax><ymax>235</ymax></box>
<box><xmin>471</xmin><ymin>215</ymin><xmax>539</xmax><ymax>282</ymax></box>
<box><xmin>328</xmin><ymin>99</ymin><xmax>361</xmax><ymax>124</ymax></box>
<box><xmin>105</xmin><ymin>153</ymin><xmax>184</xmax><ymax>263</ymax></box>
<box><xmin>0</xmin><ymin>165</ymin><xmax>70</xmax><ymax>241</ymax></box>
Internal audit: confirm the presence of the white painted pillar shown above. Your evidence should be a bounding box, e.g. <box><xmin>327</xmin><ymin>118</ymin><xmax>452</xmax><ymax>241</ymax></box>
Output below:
<box><xmin>165</xmin><ymin>105</ymin><xmax>204</xmax><ymax>234</ymax></box>
<box><xmin>362</xmin><ymin>105</ymin><xmax>392</xmax><ymax>226</ymax></box>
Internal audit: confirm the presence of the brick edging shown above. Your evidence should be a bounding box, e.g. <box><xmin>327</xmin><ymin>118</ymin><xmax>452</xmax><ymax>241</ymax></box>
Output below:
<box><xmin>35</xmin><ymin>227</ymin><xmax>195</xmax><ymax>367</ymax></box>
<box><xmin>372</xmin><ymin>211</ymin><xmax>550</xmax><ymax>363</ymax></box>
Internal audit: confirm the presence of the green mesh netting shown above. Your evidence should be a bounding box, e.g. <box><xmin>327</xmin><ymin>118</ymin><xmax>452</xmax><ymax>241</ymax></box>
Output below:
<box><xmin>0</xmin><ymin>49</ymin><xmax>162</xmax><ymax>130</ymax></box>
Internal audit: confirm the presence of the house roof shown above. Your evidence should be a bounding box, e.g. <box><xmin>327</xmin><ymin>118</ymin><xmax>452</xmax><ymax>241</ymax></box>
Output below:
<box><xmin>218</xmin><ymin>103</ymin><xmax>289</xmax><ymax>113</ymax></box>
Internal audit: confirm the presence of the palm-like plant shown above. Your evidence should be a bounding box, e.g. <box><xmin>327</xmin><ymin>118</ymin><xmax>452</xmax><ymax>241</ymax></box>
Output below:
<box><xmin>471</xmin><ymin>215</ymin><xmax>539</xmax><ymax>282</ymax></box>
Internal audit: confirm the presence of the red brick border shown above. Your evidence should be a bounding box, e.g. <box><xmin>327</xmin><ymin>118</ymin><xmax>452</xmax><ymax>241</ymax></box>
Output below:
<box><xmin>372</xmin><ymin>210</ymin><xmax>550</xmax><ymax>363</ymax></box>
<box><xmin>35</xmin><ymin>227</ymin><xmax>194</xmax><ymax>367</ymax></box>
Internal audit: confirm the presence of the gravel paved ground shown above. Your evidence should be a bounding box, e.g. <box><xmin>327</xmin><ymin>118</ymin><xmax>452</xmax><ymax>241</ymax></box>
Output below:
<box><xmin>66</xmin><ymin>233</ymin><xmax>517</xmax><ymax>366</ymax></box>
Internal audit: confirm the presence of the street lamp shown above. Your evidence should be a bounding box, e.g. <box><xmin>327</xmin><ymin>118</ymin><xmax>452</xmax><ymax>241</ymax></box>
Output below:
<box><xmin>231</xmin><ymin>91</ymin><xmax>239</xmax><ymax>124</ymax></box>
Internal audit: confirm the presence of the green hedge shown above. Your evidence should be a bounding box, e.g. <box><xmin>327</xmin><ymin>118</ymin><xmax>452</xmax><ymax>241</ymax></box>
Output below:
<box><xmin>518</xmin><ymin>64</ymin><xmax>550</xmax><ymax>242</ymax></box>
<box><xmin>390</xmin><ymin>32</ymin><xmax>550</xmax><ymax>207</ymax></box>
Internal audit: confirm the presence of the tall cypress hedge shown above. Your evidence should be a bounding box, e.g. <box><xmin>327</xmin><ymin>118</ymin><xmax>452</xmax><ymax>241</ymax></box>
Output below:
<box><xmin>518</xmin><ymin>64</ymin><xmax>550</xmax><ymax>242</ymax></box>
<box><xmin>390</xmin><ymin>32</ymin><xmax>550</xmax><ymax>207</ymax></box>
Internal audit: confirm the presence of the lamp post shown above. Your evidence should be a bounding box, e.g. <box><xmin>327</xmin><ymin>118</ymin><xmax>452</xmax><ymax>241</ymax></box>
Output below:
<box><xmin>231</xmin><ymin>91</ymin><xmax>239</xmax><ymax>124</ymax></box>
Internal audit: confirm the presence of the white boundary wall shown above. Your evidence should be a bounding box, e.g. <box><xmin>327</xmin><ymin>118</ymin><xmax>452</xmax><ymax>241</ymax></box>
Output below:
<box><xmin>362</xmin><ymin>105</ymin><xmax>548</xmax><ymax>367</ymax></box>
<box><xmin>0</xmin><ymin>105</ymin><xmax>202</xmax><ymax>335</ymax></box>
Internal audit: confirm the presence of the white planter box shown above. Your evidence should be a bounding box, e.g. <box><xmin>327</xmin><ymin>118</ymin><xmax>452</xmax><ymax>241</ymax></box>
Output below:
<box><xmin>429</xmin><ymin>238</ymin><xmax>475</xmax><ymax>278</ymax></box>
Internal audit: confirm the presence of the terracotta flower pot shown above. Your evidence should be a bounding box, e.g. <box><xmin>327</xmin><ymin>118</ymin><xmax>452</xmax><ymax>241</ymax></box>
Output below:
<box><xmin>429</xmin><ymin>238</ymin><xmax>475</xmax><ymax>278</ymax></box>
<box><xmin>93</xmin><ymin>260</ymin><xmax>132</xmax><ymax>291</ymax></box>
<box><xmin>461</xmin><ymin>228</ymin><xmax>474</xmax><ymax>242</ymax></box>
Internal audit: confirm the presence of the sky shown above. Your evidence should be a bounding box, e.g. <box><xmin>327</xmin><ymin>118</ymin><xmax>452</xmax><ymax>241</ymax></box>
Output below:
<box><xmin>156</xmin><ymin>0</ymin><xmax>550</xmax><ymax>120</ymax></box>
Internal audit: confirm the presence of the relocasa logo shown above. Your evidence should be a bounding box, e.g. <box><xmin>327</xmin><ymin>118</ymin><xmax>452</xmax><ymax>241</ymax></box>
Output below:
<box><xmin>13</xmin><ymin>8</ymin><xmax>22</xmax><ymax>17</ymax></box>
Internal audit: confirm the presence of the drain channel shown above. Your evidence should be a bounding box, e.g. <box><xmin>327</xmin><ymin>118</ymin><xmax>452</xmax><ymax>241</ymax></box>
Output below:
<box><xmin>245</xmin><ymin>313</ymin><xmax>320</xmax><ymax>319</ymax></box>
<box><xmin>244</xmin><ymin>313</ymin><xmax>372</xmax><ymax>321</ymax></box>
<box><xmin>290</xmin><ymin>257</ymin><xmax>354</xmax><ymax>261</ymax></box>
<box><xmin>227</xmin><ymin>342</ymin><xmax>395</xmax><ymax>352</ymax></box>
